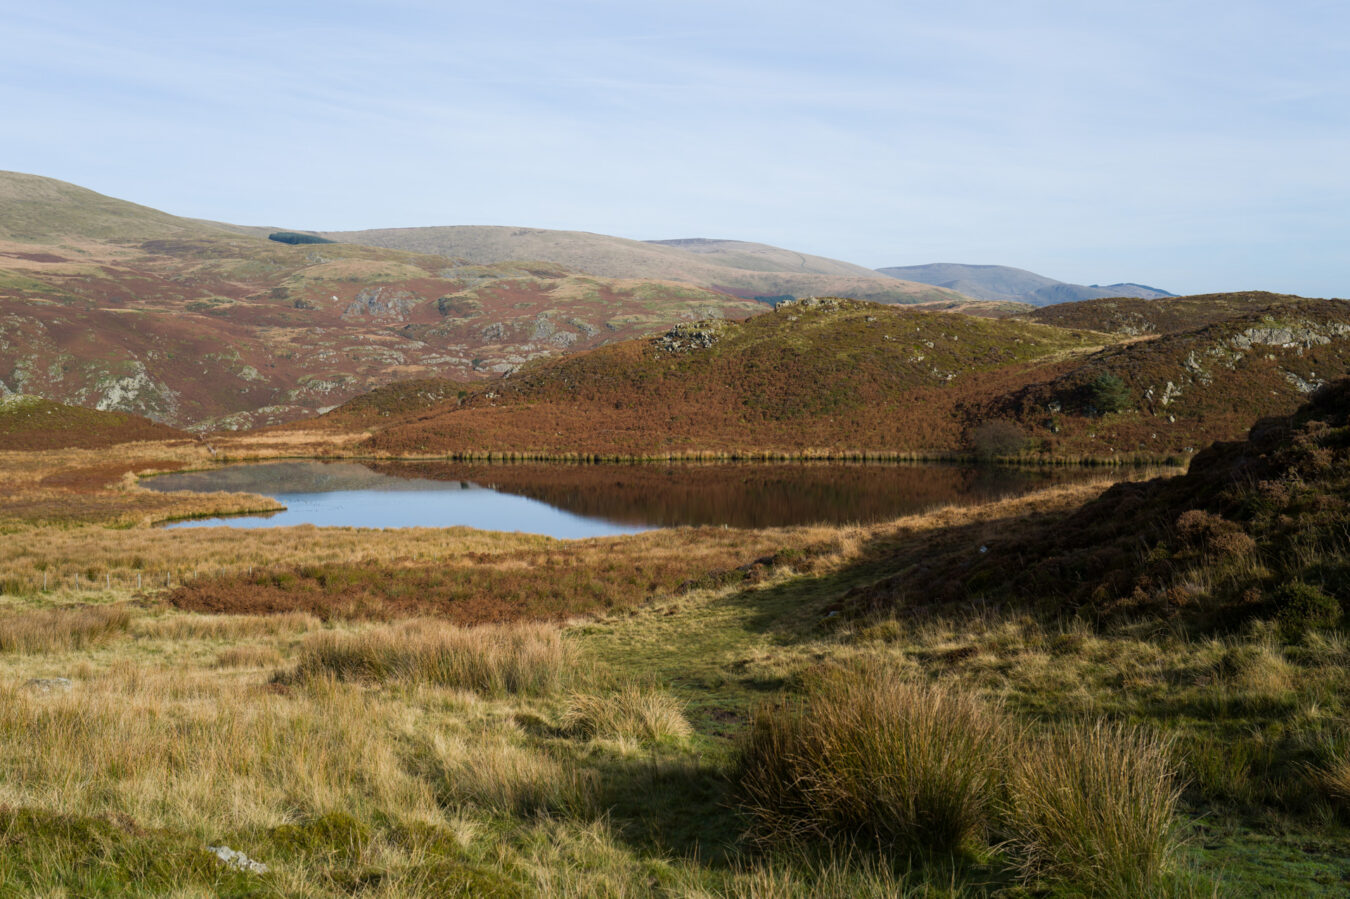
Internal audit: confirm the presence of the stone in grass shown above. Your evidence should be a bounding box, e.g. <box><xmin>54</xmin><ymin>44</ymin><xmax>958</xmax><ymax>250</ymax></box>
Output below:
<box><xmin>207</xmin><ymin>845</ymin><xmax>269</xmax><ymax>874</ymax></box>
<box><xmin>23</xmin><ymin>678</ymin><xmax>72</xmax><ymax>694</ymax></box>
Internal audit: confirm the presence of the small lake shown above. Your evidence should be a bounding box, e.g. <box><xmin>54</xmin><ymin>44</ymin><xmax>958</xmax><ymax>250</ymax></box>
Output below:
<box><xmin>145</xmin><ymin>460</ymin><xmax>1104</xmax><ymax>539</ymax></box>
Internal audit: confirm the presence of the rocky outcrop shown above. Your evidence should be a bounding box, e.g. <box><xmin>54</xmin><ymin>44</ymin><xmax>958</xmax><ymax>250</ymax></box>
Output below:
<box><xmin>342</xmin><ymin>287</ymin><xmax>419</xmax><ymax>321</ymax></box>
<box><xmin>655</xmin><ymin>320</ymin><xmax>727</xmax><ymax>352</ymax></box>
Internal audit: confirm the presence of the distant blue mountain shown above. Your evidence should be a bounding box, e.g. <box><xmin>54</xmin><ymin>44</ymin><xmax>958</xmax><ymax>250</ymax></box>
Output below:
<box><xmin>876</xmin><ymin>263</ymin><xmax>1174</xmax><ymax>307</ymax></box>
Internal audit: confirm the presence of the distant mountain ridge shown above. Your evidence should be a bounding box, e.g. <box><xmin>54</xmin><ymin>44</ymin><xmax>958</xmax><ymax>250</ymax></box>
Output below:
<box><xmin>320</xmin><ymin>226</ymin><xmax>969</xmax><ymax>306</ymax></box>
<box><xmin>0</xmin><ymin>172</ymin><xmax>767</xmax><ymax>428</ymax></box>
<box><xmin>876</xmin><ymin>263</ymin><xmax>1174</xmax><ymax>306</ymax></box>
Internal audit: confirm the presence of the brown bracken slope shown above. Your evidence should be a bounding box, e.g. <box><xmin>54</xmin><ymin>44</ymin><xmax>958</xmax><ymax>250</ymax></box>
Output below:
<box><xmin>313</xmin><ymin>292</ymin><xmax>1350</xmax><ymax>462</ymax></box>
<box><xmin>842</xmin><ymin>378</ymin><xmax>1350</xmax><ymax>633</ymax></box>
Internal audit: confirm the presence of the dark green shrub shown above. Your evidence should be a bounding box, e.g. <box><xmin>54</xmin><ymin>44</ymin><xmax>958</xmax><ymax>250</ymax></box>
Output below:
<box><xmin>1086</xmin><ymin>373</ymin><xmax>1132</xmax><ymax>415</ymax></box>
<box><xmin>1274</xmin><ymin>581</ymin><xmax>1341</xmax><ymax>639</ymax></box>
<box><xmin>267</xmin><ymin>231</ymin><xmax>335</xmax><ymax>245</ymax></box>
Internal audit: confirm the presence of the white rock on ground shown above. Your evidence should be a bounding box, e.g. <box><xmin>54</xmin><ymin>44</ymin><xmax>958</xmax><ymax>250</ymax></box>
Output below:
<box><xmin>207</xmin><ymin>846</ymin><xmax>269</xmax><ymax>874</ymax></box>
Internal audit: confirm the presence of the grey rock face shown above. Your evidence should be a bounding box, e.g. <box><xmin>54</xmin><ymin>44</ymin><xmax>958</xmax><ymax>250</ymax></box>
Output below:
<box><xmin>342</xmin><ymin>288</ymin><xmax>418</xmax><ymax>321</ymax></box>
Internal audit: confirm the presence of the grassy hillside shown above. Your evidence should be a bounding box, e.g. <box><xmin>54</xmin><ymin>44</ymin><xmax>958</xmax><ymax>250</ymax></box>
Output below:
<box><xmin>0</xmin><ymin>394</ymin><xmax>187</xmax><ymax>450</ymax></box>
<box><xmin>320</xmin><ymin>225</ymin><xmax>969</xmax><ymax>305</ymax></box>
<box><xmin>643</xmin><ymin>237</ymin><xmax>881</xmax><ymax>277</ymax></box>
<box><xmin>987</xmin><ymin>297</ymin><xmax>1350</xmax><ymax>457</ymax></box>
<box><xmin>0</xmin><ymin>173</ymin><xmax>768</xmax><ymax>428</ymax></box>
<box><xmin>0</xmin><ymin>171</ymin><xmax>232</xmax><ymax>244</ymax></box>
<box><xmin>308</xmin><ymin>292</ymin><xmax>1350</xmax><ymax>463</ymax></box>
<box><xmin>1020</xmin><ymin>291</ymin><xmax>1324</xmax><ymax>334</ymax></box>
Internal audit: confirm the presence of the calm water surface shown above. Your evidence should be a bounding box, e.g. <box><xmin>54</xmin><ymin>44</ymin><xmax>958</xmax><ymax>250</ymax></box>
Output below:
<box><xmin>146</xmin><ymin>461</ymin><xmax>1102</xmax><ymax>539</ymax></box>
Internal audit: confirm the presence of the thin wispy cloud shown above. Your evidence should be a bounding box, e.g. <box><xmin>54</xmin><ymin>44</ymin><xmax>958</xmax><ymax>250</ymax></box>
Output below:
<box><xmin>1</xmin><ymin>0</ymin><xmax>1345</xmax><ymax>295</ymax></box>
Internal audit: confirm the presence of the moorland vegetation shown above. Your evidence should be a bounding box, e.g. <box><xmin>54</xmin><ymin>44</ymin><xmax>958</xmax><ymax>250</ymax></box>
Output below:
<box><xmin>0</xmin><ymin>381</ymin><xmax>1347</xmax><ymax>894</ymax></box>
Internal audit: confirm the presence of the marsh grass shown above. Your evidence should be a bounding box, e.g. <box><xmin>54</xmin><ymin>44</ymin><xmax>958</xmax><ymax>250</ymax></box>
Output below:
<box><xmin>0</xmin><ymin>603</ymin><xmax>131</xmax><ymax>653</ymax></box>
<box><xmin>560</xmin><ymin>685</ymin><xmax>693</xmax><ymax>745</ymax></box>
<box><xmin>1005</xmin><ymin>721</ymin><xmax>1185</xmax><ymax>897</ymax></box>
<box><xmin>290</xmin><ymin>620</ymin><xmax>573</xmax><ymax>695</ymax></box>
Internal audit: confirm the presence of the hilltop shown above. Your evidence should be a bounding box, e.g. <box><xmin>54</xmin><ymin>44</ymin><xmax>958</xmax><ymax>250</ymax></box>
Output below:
<box><xmin>328</xmin><ymin>297</ymin><xmax>1101</xmax><ymax>456</ymax></box>
<box><xmin>0</xmin><ymin>173</ymin><xmax>767</xmax><ymax>428</ymax></box>
<box><xmin>878</xmin><ymin>262</ymin><xmax>1174</xmax><ymax>306</ymax></box>
<box><xmin>987</xmin><ymin>296</ymin><xmax>1350</xmax><ymax>457</ymax></box>
<box><xmin>0</xmin><ymin>394</ymin><xmax>186</xmax><ymax>450</ymax></box>
<box><xmin>319</xmin><ymin>226</ymin><xmax>967</xmax><ymax>305</ymax></box>
<box><xmin>1020</xmin><ymin>291</ymin><xmax>1321</xmax><ymax>334</ymax></box>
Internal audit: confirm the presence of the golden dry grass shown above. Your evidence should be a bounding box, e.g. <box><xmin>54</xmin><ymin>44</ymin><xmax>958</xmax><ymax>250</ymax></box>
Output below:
<box><xmin>290</xmin><ymin>620</ymin><xmax>575</xmax><ymax>695</ymax></box>
<box><xmin>560</xmin><ymin>684</ymin><xmax>693</xmax><ymax>745</ymax></box>
<box><xmin>0</xmin><ymin>604</ymin><xmax>131</xmax><ymax>653</ymax></box>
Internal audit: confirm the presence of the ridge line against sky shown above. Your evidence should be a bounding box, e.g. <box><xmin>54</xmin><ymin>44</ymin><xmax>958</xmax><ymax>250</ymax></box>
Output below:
<box><xmin>2</xmin><ymin>0</ymin><xmax>1347</xmax><ymax>297</ymax></box>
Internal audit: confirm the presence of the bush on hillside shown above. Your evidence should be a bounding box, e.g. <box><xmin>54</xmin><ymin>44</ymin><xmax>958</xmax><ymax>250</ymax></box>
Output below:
<box><xmin>1273</xmin><ymin>581</ymin><xmax>1341</xmax><ymax>639</ymax></box>
<box><xmin>1086</xmin><ymin>372</ymin><xmax>1132</xmax><ymax>415</ymax></box>
<box><xmin>968</xmin><ymin>419</ymin><xmax>1029</xmax><ymax>460</ymax></box>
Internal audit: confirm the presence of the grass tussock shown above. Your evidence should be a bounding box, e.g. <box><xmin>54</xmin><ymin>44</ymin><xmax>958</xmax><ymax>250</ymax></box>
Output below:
<box><xmin>737</xmin><ymin>661</ymin><xmax>1010</xmax><ymax>854</ymax></box>
<box><xmin>1006</xmin><ymin>721</ymin><xmax>1185</xmax><ymax>897</ymax></box>
<box><xmin>291</xmin><ymin>620</ymin><xmax>573</xmax><ymax>695</ymax></box>
<box><xmin>0</xmin><ymin>604</ymin><xmax>132</xmax><ymax>653</ymax></box>
<box><xmin>1307</xmin><ymin>753</ymin><xmax>1350</xmax><ymax>807</ymax></box>
<box><xmin>560</xmin><ymin>684</ymin><xmax>693</xmax><ymax>745</ymax></box>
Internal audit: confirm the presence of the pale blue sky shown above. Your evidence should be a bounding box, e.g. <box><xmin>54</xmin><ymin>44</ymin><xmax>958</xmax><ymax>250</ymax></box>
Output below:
<box><xmin>3</xmin><ymin>0</ymin><xmax>1347</xmax><ymax>296</ymax></box>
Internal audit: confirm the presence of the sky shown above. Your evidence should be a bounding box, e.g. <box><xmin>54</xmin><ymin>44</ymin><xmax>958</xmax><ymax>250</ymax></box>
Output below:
<box><xmin>2</xmin><ymin>0</ymin><xmax>1347</xmax><ymax>297</ymax></box>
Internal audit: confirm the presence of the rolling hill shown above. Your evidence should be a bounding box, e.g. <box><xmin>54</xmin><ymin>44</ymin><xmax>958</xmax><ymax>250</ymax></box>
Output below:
<box><xmin>0</xmin><ymin>394</ymin><xmax>187</xmax><ymax>450</ymax></box>
<box><xmin>0</xmin><ymin>173</ymin><xmax>769</xmax><ymax>428</ymax></box>
<box><xmin>321</xmin><ymin>297</ymin><xmax>1103</xmax><ymax>456</ymax></box>
<box><xmin>302</xmin><ymin>291</ymin><xmax>1350</xmax><ymax>462</ymax></box>
<box><xmin>319</xmin><ymin>226</ymin><xmax>968</xmax><ymax>305</ymax></box>
<box><xmin>877</xmin><ymin>262</ymin><xmax>1173</xmax><ymax>306</ymax></box>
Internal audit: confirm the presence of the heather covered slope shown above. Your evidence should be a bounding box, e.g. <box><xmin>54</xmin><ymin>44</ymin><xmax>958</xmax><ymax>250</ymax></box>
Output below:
<box><xmin>0</xmin><ymin>394</ymin><xmax>187</xmax><ymax>450</ymax></box>
<box><xmin>879</xmin><ymin>262</ymin><xmax>1174</xmax><ymax>305</ymax></box>
<box><xmin>0</xmin><ymin>173</ymin><xmax>766</xmax><ymax>428</ymax></box>
<box><xmin>320</xmin><ymin>225</ymin><xmax>968</xmax><ymax>305</ymax></box>
<box><xmin>845</xmin><ymin>378</ymin><xmax>1350</xmax><ymax>633</ymax></box>
<box><xmin>313</xmin><ymin>292</ymin><xmax>1350</xmax><ymax>463</ymax></box>
<box><xmin>987</xmin><ymin>297</ymin><xmax>1350</xmax><ymax>457</ymax></box>
<box><xmin>1019</xmin><ymin>291</ymin><xmax>1324</xmax><ymax>335</ymax></box>
<box><xmin>349</xmin><ymin>297</ymin><xmax>1101</xmax><ymax>456</ymax></box>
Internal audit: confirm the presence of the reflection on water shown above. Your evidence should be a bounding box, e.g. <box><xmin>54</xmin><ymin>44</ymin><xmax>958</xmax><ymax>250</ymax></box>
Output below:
<box><xmin>145</xmin><ymin>460</ymin><xmax>1104</xmax><ymax>537</ymax></box>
